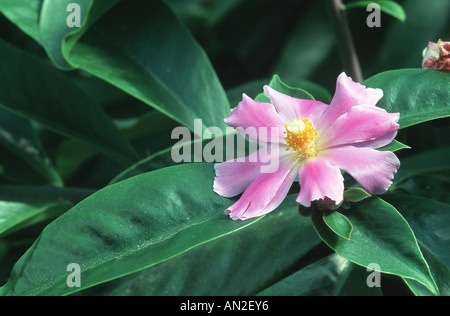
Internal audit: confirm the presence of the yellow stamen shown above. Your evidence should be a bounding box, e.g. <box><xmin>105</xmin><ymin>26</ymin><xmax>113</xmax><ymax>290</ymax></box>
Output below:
<box><xmin>283</xmin><ymin>118</ymin><xmax>318</xmax><ymax>160</ymax></box>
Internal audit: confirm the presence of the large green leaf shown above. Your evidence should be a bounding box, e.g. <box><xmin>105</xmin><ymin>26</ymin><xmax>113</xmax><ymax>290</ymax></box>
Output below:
<box><xmin>255</xmin><ymin>74</ymin><xmax>314</xmax><ymax>102</ymax></box>
<box><xmin>378</xmin><ymin>139</ymin><xmax>410</xmax><ymax>153</ymax></box>
<box><xmin>0</xmin><ymin>109</ymin><xmax>62</xmax><ymax>185</ymax></box>
<box><xmin>394</xmin><ymin>172</ymin><xmax>450</xmax><ymax>205</ymax></box>
<box><xmin>39</xmin><ymin>0</ymin><xmax>120</xmax><ymax>70</ymax></box>
<box><xmin>393</xmin><ymin>146</ymin><xmax>450</xmax><ymax>184</ymax></box>
<box><xmin>67</xmin><ymin>0</ymin><xmax>230</xmax><ymax>133</ymax></box>
<box><xmin>109</xmin><ymin>146</ymin><xmax>184</xmax><ymax>185</ymax></box>
<box><xmin>312</xmin><ymin>197</ymin><xmax>439</xmax><ymax>295</ymax></box>
<box><xmin>382</xmin><ymin>194</ymin><xmax>450</xmax><ymax>296</ymax></box>
<box><xmin>363</xmin><ymin>69</ymin><xmax>450</xmax><ymax>129</ymax></box>
<box><xmin>110</xmin><ymin>130</ymin><xmax>253</xmax><ymax>185</ymax></box>
<box><xmin>79</xmin><ymin>196</ymin><xmax>321</xmax><ymax>296</ymax></box>
<box><xmin>257</xmin><ymin>254</ymin><xmax>382</xmax><ymax>296</ymax></box>
<box><xmin>55</xmin><ymin>110</ymin><xmax>179</xmax><ymax>181</ymax></box>
<box><xmin>0</xmin><ymin>163</ymin><xmax>263</xmax><ymax>296</ymax></box>
<box><xmin>0</xmin><ymin>0</ymin><xmax>120</xmax><ymax>69</ymax></box>
<box><xmin>323</xmin><ymin>211</ymin><xmax>353</xmax><ymax>240</ymax></box>
<box><xmin>0</xmin><ymin>38</ymin><xmax>138</xmax><ymax>166</ymax></box>
<box><xmin>0</xmin><ymin>0</ymin><xmax>42</xmax><ymax>43</ymax></box>
<box><xmin>0</xmin><ymin>185</ymin><xmax>94</xmax><ymax>206</ymax></box>
<box><xmin>0</xmin><ymin>201</ymin><xmax>71</xmax><ymax>237</ymax></box>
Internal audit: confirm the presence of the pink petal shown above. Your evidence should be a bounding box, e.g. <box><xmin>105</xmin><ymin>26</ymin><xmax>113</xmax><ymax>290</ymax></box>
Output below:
<box><xmin>322</xmin><ymin>146</ymin><xmax>400</xmax><ymax>194</ymax></box>
<box><xmin>224</xmin><ymin>153</ymin><xmax>299</xmax><ymax>220</ymax></box>
<box><xmin>214</xmin><ymin>150</ymin><xmax>262</xmax><ymax>198</ymax></box>
<box><xmin>214</xmin><ymin>147</ymin><xmax>283</xmax><ymax>198</ymax></box>
<box><xmin>263</xmin><ymin>85</ymin><xmax>328</xmax><ymax>125</ymax></box>
<box><xmin>297</xmin><ymin>158</ymin><xmax>344</xmax><ymax>208</ymax></box>
<box><xmin>224</xmin><ymin>94</ymin><xmax>285</xmax><ymax>143</ymax></box>
<box><xmin>317</xmin><ymin>73</ymin><xmax>383</xmax><ymax>130</ymax></box>
<box><xmin>318</xmin><ymin>105</ymin><xmax>399</xmax><ymax>150</ymax></box>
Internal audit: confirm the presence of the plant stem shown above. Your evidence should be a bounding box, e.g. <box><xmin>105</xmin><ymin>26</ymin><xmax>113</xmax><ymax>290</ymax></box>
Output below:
<box><xmin>327</xmin><ymin>0</ymin><xmax>364</xmax><ymax>82</ymax></box>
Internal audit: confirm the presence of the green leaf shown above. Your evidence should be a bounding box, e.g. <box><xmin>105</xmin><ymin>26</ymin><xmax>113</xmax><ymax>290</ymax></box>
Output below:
<box><xmin>284</xmin><ymin>78</ymin><xmax>333</xmax><ymax>103</ymax></box>
<box><xmin>404</xmin><ymin>246</ymin><xmax>450</xmax><ymax>296</ymax></box>
<box><xmin>0</xmin><ymin>0</ymin><xmax>42</xmax><ymax>43</ymax></box>
<box><xmin>378</xmin><ymin>139</ymin><xmax>410</xmax><ymax>153</ymax></box>
<box><xmin>0</xmin><ymin>163</ymin><xmax>263</xmax><ymax>296</ymax></box>
<box><xmin>78</xmin><ymin>196</ymin><xmax>321</xmax><ymax>296</ymax></box>
<box><xmin>55</xmin><ymin>110</ymin><xmax>179</xmax><ymax>181</ymax></box>
<box><xmin>312</xmin><ymin>197</ymin><xmax>439</xmax><ymax>295</ymax></box>
<box><xmin>226</xmin><ymin>78</ymin><xmax>272</xmax><ymax>107</ymax></box>
<box><xmin>269</xmin><ymin>75</ymin><xmax>315</xmax><ymax>100</ymax></box>
<box><xmin>0</xmin><ymin>149</ymin><xmax>50</xmax><ymax>184</ymax></box>
<box><xmin>39</xmin><ymin>0</ymin><xmax>120</xmax><ymax>70</ymax></box>
<box><xmin>257</xmin><ymin>254</ymin><xmax>382</xmax><ymax>296</ymax></box>
<box><xmin>0</xmin><ymin>38</ymin><xmax>138</xmax><ymax>166</ymax></box>
<box><xmin>0</xmin><ymin>201</ymin><xmax>71</xmax><ymax>237</ymax></box>
<box><xmin>0</xmin><ymin>109</ymin><xmax>62</xmax><ymax>186</ymax></box>
<box><xmin>323</xmin><ymin>211</ymin><xmax>353</xmax><ymax>240</ymax></box>
<box><xmin>109</xmin><ymin>146</ymin><xmax>178</xmax><ymax>185</ymax></box>
<box><xmin>393</xmin><ymin>146</ymin><xmax>450</xmax><ymax>184</ymax></box>
<box><xmin>0</xmin><ymin>185</ymin><xmax>94</xmax><ymax>207</ymax></box>
<box><xmin>382</xmin><ymin>194</ymin><xmax>450</xmax><ymax>295</ymax></box>
<box><xmin>343</xmin><ymin>188</ymin><xmax>372</xmax><ymax>203</ymax></box>
<box><xmin>255</xmin><ymin>74</ymin><xmax>314</xmax><ymax>102</ymax></box>
<box><xmin>110</xmin><ymin>132</ymin><xmax>253</xmax><ymax>185</ymax></box>
<box><xmin>345</xmin><ymin>1</ymin><xmax>407</xmax><ymax>23</ymax></box>
<box><xmin>394</xmin><ymin>172</ymin><xmax>450</xmax><ymax>205</ymax></box>
<box><xmin>363</xmin><ymin>69</ymin><xmax>450</xmax><ymax>129</ymax></box>
<box><xmin>67</xmin><ymin>0</ymin><xmax>230</xmax><ymax>133</ymax></box>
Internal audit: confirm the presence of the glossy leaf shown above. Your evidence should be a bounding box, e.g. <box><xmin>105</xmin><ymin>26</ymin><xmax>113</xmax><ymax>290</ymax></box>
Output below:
<box><xmin>55</xmin><ymin>110</ymin><xmax>179</xmax><ymax>181</ymax></box>
<box><xmin>0</xmin><ymin>163</ymin><xmax>263</xmax><ymax>296</ymax></box>
<box><xmin>378</xmin><ymin>139</ymin><xmax>410</xmax><ymax>153</ymax></box>
<box><xmin>39</xmin><ymin>0</ymin><xmax>120</xmax><ymax>69</ymax></box>
<box><xmin>79</xmin><ymin>196</ymin><xmax>321</xmax><ymax>296</ymax></box>
<box><xmin>345</xmin><ymin>1</ymin><xmax>406</xmax><ymax>23</ymax></box>
<box><xmin>382</xmin><ymin>194</ymin><xmax>450</xmax><ymax>296</ymax></box>
<box><xmin>0</xmin><ymin>109</ymin><xmax>62</xmax><ymax>186</ymax></box>
<box><xmin>255</xmin><ymin>74</ymin><xmax>314</xmax><ymax>102</ymax></box>
<box><xmin>312</xmin><ymin>197</ymin><xmax>439</xmax><ymax>295</ymax></box>
<box><xmin>110</xmin><ymin>131</ymin><xmax>252</xmax><ymax>185</ymax></box>
<box><xmin>257</xmin><ymin>254</ymin><xmax>382</xmax><ymax>296</ymax></box>
<box><xmin>343</xmin><ymin>188</ymin><xmax>371</xmax><ymax>203</ymax></box>
<box><xmin>67</xmin><ymin>0</ymin><xmax>230</xmax><ymax>133</ymax></box>
<box><xmin>0</xmin><ymin>201</ymin><xmax>71</xmax><ymax>237</ymax></box>
<box><xmin>0</xmin><ymin>38</ymin><xmax>138</xmax><ymax>166</ymax></box>
<box><xmin>364</xmin><ymin>69</ymin><xmax>450</xmax><ymax>129</ymax></box>
<box><xmin>393</xmin><ymin>146</ymin><xmax>450</xmax><ymax>184</ymax></box>
<box><xmin>0</xmin><ymin>185</ymin><xmax>94</xmax><ymax>206</ymax></box>
<box><xmin>394</xmin><ymin>172</ymin><xmax>450</xmax><ymax>205</ymax></box>
<box><xmin>0</xmin><ymin>0</ymin><xmax>41</xmax><ymax>43</ymax></box>
<box><xmin>323</xmin><ymin>211</ymin><xmax>353</xmax><ymax>240</ymax></box>
<box><xmin>404</xmin><ymin>247</ymin><xmax>450</xmax><ymax>296</ymax></box>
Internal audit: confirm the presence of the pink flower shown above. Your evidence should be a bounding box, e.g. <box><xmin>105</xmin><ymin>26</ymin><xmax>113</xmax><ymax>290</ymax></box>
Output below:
<box><xmin>422</xmin><ymin>39</ymin><xmax>450</xmax><ymax>70</ymax></box>
<box><xmin>214</xmin><ymin>73</ymin><xmax>400</xmax><ymax>220</ymax></box>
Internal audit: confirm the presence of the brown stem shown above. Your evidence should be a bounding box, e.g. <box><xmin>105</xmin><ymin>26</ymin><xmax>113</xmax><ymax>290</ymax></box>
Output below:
<box><xmin>328</xmin><ymin>0</ymin><xmax>364</xmax><ymax>82</ymax></box>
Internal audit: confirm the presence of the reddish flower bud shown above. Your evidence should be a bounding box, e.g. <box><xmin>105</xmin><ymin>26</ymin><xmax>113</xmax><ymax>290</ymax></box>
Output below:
<box><xmin>422</xmin><ymin>39</ymin><xmax>450</xmax><ymax>70</ymax></box>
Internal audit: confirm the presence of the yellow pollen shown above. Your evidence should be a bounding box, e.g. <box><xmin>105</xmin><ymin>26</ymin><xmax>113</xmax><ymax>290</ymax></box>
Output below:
<box><xmin>283</xmin><ymin>118</ymin><xmax>318</xmax><ymax>159</ymax></box>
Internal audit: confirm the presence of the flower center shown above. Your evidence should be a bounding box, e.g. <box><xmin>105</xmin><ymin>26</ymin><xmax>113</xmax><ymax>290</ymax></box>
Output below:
<box><xmin>283</xmin><ymin>118</ymin><xmax>318</xmax><ymax>159</ymax></box>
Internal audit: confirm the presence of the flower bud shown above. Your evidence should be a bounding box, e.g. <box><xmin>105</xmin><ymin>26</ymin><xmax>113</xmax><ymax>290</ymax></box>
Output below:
<box><xmin>422</xmin><ymin>39</ymin><xmax>450</xmax><ymax>70</ymax></box>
